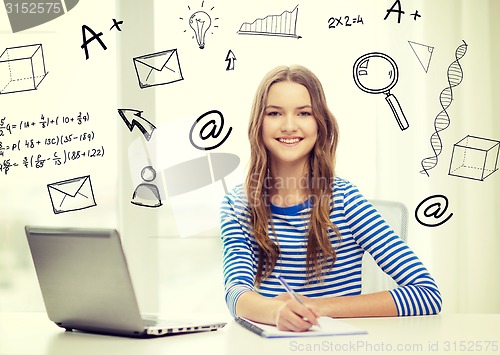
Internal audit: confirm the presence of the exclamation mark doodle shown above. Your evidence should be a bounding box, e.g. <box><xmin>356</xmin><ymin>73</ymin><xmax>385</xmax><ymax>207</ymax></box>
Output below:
<box><xmin>420</xmin><ymin>40</ymin><xmax>468</xmax><ymax>176</ymax></box>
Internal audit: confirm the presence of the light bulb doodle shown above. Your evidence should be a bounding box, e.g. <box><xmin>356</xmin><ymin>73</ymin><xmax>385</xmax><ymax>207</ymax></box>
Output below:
<box><xmin>180</xmin><ymin>2</ymin><xmax>219</xmax><ymax>49</ymax></box>
<box><xmin>420</xmin><ymin>40</ymin><xmax>468</xmax><ymax>177</ymax></box>
<box><xmin>353</xmin><ymin>52</ymin><xmax>408</xmax><ymax>130</ymax></box>
<box><xmin>189</xmin><ymin>11</ymin><xmax>211</xmax><ymax>49</ymax></box>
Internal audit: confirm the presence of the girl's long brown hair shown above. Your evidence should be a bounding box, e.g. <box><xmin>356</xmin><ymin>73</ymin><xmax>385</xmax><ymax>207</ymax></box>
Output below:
<box><xmin>245</xmin><ymin>65</ymin><xmax>341</xmax><ymax>287</ymax></box>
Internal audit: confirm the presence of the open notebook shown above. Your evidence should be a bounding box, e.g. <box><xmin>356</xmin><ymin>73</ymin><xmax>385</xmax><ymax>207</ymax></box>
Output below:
<box><xmin>236</xmin><ymin>316</ymin><xmax>367</xmax><ymax>338</ymax></box>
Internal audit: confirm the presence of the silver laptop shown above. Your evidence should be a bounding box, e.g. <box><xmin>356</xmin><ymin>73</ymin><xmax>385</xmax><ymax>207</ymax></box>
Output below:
<box><xmin>25</xmin><ymin>226</ymin><xmax>226</xmax><ymax>337</ymax></box>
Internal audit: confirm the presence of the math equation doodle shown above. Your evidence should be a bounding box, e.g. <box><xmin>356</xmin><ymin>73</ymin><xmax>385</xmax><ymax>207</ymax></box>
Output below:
<box><xmin>0</xmin><ymin>112</ymin><xmax>106</xmax><ymax>176</ymax></box>
<box><xmin>328</xmin><ymin>15</ymin><xmax>364</xmax><ymax>29</ymax></box>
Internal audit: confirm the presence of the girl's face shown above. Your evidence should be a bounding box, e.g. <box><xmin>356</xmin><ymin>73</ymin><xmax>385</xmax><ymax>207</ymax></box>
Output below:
<box><xmin>262</xmin><ymin>81</ymin><xmax>318</xmax><ymax>169</ymax></box>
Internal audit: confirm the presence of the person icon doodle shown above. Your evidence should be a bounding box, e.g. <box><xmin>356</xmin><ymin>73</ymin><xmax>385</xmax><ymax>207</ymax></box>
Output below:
<box><xmin>131</xmin><ymin>166</ymin><xmax>162</xmax><ymax>208</ymax></box>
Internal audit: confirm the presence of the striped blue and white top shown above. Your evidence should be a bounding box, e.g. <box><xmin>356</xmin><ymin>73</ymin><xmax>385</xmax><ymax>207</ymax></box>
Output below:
<box><xmin>220</xmin><ymin>177</ymin><xmax>442</xmax><ymax>318</ymax></box>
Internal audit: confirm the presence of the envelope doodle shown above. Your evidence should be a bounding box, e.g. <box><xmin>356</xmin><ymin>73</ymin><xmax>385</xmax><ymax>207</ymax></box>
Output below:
<box><xmin>133</xmin><ymin>49</ymin><xmax>184</xmax><ymax>89</ymax></box>
<box><xmin>47</xmin><ymin>175</ymin><xmax>96</xmax><ymax>214</ymax></box>
<box><xmin>0</xmin><ymin>44</ymin><xmax>48</xmax><ymax>95</ymax></box>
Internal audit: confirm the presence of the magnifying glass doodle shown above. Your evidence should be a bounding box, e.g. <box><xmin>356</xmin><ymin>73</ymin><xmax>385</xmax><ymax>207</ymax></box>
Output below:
<box><xmin>353</xmin><ymin>52</ymin><xmax>409</xmax><ymax>130</ymax></box>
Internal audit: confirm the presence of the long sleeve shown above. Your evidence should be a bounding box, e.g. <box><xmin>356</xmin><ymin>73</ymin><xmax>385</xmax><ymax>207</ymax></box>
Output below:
<box><xmin>220</xmin><ymin>186</ymin><xmax>256</xmax><ymax>318</ymax></box>
<box><xmin>342</xmin><ymin>182</ymin><xmax>442</xmax><ymax>315</ymax></box>
<box><xmin>220</xmin><ymin>179</ymin><xmax>443</xmax><ymax>318</ymax></box>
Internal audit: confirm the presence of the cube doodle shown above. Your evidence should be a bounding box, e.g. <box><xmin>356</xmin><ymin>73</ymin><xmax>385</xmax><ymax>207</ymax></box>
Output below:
<box><xmin>448</xmin><ymin>135</ymin><xmax>499</xmax><ymax>181</ymax></box>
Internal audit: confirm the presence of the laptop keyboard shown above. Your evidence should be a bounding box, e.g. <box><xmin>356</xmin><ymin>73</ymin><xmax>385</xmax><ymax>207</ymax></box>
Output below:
<box><xmin>142</xmin><ymin>318</ymin><xmax>195</xmax><ymax>328</ymax></box>
<box><xmin>142</xmin><ymin>319</ymin><xmax>158</xmax><ymax>327</ymax></box>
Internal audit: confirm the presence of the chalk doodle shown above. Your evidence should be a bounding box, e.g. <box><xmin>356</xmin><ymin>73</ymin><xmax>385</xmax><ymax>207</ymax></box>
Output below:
<box><xmin>47</xmin><ymin>175</ymin><xmax>96</xmax><ymax>214</ymax></box>
<box><xmin>109</xmin><ymin>18</ymin><xmax>123</xmax><ymax>31</ymax></box>
<box><xmin>415</xmin><ymin>194</ymin><xmax>453</xmax><ymax>227</ymax></box>
<box><xmin>133</xmin><ymin>48</ymin><xmax>184</xmax><ymax>89</ymax></box>
<box><xmin>81</xmin><ymin>18</ymin><xmax>124</xmax><ymax>60</ymax></box>
<box><xmin>117</xmin><ymin>109</ymin><xmax>156</xmax><ymax>141</ymax></box>
<box><xmin>225</xmin><ymin>50</ymin><xmax>236</xmax><ymax>71</ymax></box>
<box><xmin>0</xmin><ymin>112</ymin><xmax>105</xmax><ymax>176</ymax></box>
<box><xmin>408</xmin><ymin>41</ymin><xmax>434</xmax><ymax>73</ymax></box>
<box><xmin>328</xmin><ymin>15</ymin><xmax>364</xmax><ymax>29</ymax></box>
<box><xmin>353</xmin><ymin>52</ymin><xmax>408</xmax><ymax>130</ymax></box>
<box><xmin>448</xmin><ymin>135</ymin><xmax>499</xmax><ymax>181</ymax></box>
<box><xmin>179</xmin><ymin>1</ymin><xmax>219</xmax><ymax>49</ymax></box>
<box><xmin>189</xmin><ymin>109</ymin><xmax>233</xmax><ymax>151</ymax></box>
<box><xmin>131</xmin><ymin>166</ymin><xmax>162</xmax><ymax>208</ymax></box>
<box><xmin>420</xmin><ymin>40</ymin><xmax>468</xmax><ymax>176</ymax></box>
<box><xmin>383</xmin><ymin>0</ymin><xmax>421</xmax><ymax>23</ymax></box>
<box><xmin>4</xmin><ymin>0</ymin><xmax>79</xmax><ymax>33</ymax></box>
<box><xmin>0</xmin><ymin>44</ymin><xmax>48</xmax><ymax>95</ymax></box>
<box><xmin>237</xmin><ymin>5</ymin><xmax>301</xmax><ymax>39</ymax></box>
<box><xmin>127</xmin><ymin>118</ymin><xmax>240</xmax><ymax>237</ymax></box>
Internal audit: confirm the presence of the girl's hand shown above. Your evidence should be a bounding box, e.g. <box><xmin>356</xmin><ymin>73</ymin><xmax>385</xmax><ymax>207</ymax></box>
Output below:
<box><xmin>273</xmin><ymin>297</ymin><xmax>320</xmax><ymax>332</ymax></box>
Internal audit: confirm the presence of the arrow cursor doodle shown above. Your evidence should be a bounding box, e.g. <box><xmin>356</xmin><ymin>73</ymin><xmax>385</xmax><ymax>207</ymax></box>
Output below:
<box><xmin>118</xmin><ymin>109</ymin><xmax>156</xmax><ymax>141</ymax></box>
<box><xmin>225</xmin><ymin>50</ymin><xmax>236</xmax><ymax>71</ymax></box>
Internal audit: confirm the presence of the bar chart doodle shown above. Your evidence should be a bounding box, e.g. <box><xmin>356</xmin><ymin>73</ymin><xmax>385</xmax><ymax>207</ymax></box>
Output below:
<box><xmin>237</xmin><ymin>5</ymin><xmax>301</xmax><ymax>39</ymax></box>
<box><xmin>420</xmin><ymin>40</ymin><xmax>468</xmax><ymax>176</ymax></box>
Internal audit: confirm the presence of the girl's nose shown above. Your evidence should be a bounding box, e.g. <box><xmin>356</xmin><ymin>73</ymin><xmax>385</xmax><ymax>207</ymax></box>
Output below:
<box><xmin>281</xmin><ymin>114</ymin><xmax>298</xmax><ymax>132</ymax></box>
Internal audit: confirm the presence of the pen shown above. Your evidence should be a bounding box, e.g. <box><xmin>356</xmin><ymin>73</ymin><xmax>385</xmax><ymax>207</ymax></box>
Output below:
<box><xmin>276</xmin><ymin>275</ymin><xmax>321</xmax><ymax>328</ymax></box>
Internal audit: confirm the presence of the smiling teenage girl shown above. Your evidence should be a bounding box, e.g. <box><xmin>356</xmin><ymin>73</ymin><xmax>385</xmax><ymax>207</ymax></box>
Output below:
<box><xmin>220</xmin><ymin>65</ymin><xmax>441</xmax><ymax>332</ymax></box>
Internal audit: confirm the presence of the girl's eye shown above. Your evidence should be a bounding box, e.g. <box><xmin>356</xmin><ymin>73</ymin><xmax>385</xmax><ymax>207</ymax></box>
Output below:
<box><xmin>298</xmin><ymin>111</ymin><xmax>312</xmax><ymax>117</ymax></box>
<box><xmin>266</xmin><ymin>111</ymin><xmax>281</xmax><ymax>117</ymax></box>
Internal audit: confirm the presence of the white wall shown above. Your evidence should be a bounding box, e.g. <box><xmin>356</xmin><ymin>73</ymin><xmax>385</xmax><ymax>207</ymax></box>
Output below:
<box><xmin>1</xmin><ymin>0</ymin><xmax>499</xmax><ymax>316</ymax></box>
<box><xmin>0</xmin><ymin>1</ymin><xmax>118</xmax><ymax>310</ymax></box>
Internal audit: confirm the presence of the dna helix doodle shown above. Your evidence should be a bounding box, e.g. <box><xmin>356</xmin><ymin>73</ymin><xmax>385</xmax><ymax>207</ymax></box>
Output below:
<box><xmin>420</xmin><ymin>40</ymin><xmax>468</xmax><ymax>176</ymax></box>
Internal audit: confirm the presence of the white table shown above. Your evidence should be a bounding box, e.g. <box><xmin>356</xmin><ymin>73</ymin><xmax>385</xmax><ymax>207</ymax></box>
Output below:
<box><xmin>1</xmin><ymin>312</ymin><xmax>499</xmax><ymax>355</ymax></box>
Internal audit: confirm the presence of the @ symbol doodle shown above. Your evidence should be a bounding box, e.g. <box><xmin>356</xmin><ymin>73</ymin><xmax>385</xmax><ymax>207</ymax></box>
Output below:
<box><xmin>415</xmin><ymin>194</ymin><xmax>453</xmax><ymax>227</ymax></box>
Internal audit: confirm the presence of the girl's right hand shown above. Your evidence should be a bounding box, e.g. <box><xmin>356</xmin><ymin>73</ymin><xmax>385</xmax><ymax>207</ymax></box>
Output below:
<box><xmin>274</xmin><ymin>298</ymin><xmax>320</xmax><ymax>332</ymax></box>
